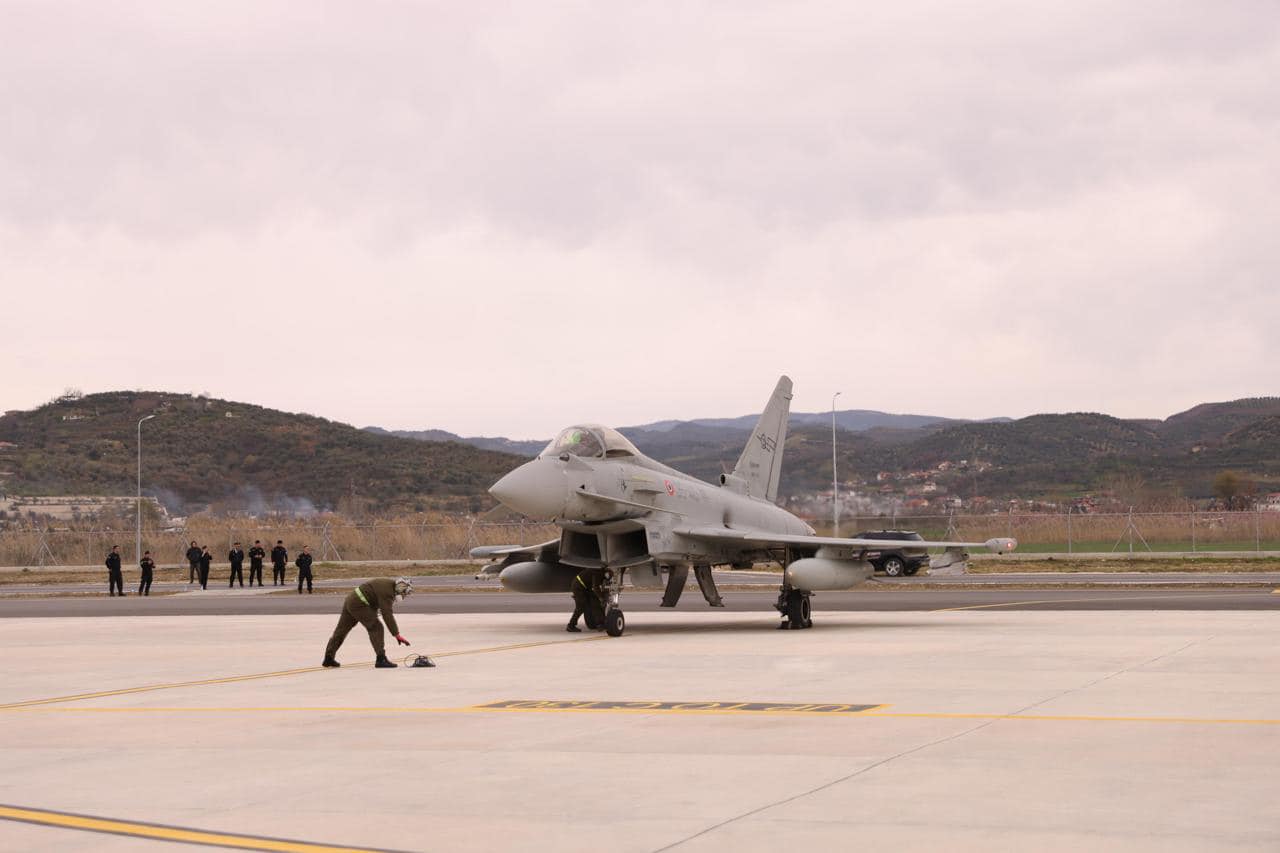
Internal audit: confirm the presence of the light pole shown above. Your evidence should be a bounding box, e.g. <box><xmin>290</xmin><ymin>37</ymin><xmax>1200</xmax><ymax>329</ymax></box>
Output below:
<box><xmin>136</xmin><ymin>414</ymin><xmax>156</xmax><ymax>565</ymax></box>
<box><xmin>831</xmin><ymin>391</ymin><xmax>842</xmax><ymax>537</ymax></box>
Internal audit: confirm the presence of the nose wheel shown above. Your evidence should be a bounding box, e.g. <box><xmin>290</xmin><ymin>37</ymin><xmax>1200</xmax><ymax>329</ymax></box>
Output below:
<box><xmin>605</xmin><ymin>608</ymin><xmax>626</xmax><ymax>637</ymax></box>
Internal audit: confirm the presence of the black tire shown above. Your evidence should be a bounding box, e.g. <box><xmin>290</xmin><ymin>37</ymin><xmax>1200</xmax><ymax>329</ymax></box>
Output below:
<box><xmin>605</xmin><ymin>608</ymin><xmax>625</xmax><ymax>637</ymax></box>
<box><xmin>786</xmin><ymin>591</ymin><xmax>811</xmax><ymax>629</ymax></box>
<box><xmin>882</xmin><ymin>556</ymin><xmax>906</xmax><ymax>577</ymax></box>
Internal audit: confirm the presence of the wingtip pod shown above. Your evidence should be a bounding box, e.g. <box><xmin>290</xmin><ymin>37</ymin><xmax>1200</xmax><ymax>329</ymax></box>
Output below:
<box><xmin>984</xmin><ymin>537</ymin><xmax>1017</xmax><ymax>554</ymax></box>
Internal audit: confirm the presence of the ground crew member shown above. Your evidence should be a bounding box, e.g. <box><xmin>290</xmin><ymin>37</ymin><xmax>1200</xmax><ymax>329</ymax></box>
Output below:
<box><xmin>566</xmin><ymin>570</ymin><xmax>604</xmax><ymax>632</ymax></box>
<box><xmin>248</xmin><ymin>540</ymin><xmax>266</xmax><ymax>587</ymax></box>
<box><xmin>138</xmin><ymin>550</ymin><xmax>155</xmax><ymax>596</ymax></box>
<box><xmin>106</xmin><ymin>545</ymin><xmax>124</xmax><ymax>597</ymax></box>
<box><xmin>295</xmin><ymin>546</ymin><xmax>314</xmax><ymax>594</ymax></box>
<box><xmin>197</xmin><ymin>546</ymin><xmax>213</xmax><ymax>590</ymax></box>
<box><xmin>185</xmin><ymin>540</ymin><xmax>201</xmax><ymax>583</ymax></box>
<box><xmin>271</xmin><ymin>540</ymin><xmax>288</xmax><ymax>586</ymax></box>
<box><xmin>228</xmin><ymin>542</ymin><xmax>245</xmax><ymax>588</ymax></box>
<box><xmin>323</xmin><ymin>577</ymin><xmax>413</xmax><ymax>668</ymax></box>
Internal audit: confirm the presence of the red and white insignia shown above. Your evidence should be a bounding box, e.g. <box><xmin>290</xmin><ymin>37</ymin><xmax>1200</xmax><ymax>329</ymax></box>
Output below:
<box><xmin>664</xmin><ymin>480</ymin><xmax>676</xmax><ymax>496</ymax></box>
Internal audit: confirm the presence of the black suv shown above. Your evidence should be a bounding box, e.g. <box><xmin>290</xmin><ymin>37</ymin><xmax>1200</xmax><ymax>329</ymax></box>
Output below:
<box><xmin>854</xmin><ymin>530</ymin><xmax>929</xmax><ymax>577</ymax></box>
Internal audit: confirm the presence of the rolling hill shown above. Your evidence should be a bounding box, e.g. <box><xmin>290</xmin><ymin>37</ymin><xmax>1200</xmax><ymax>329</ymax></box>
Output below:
<box><xmin>0</xmin><ymin>392</ymin><xmax>523</xmax><ymax>515</ymax></box>
<box><xmin>3</xmin><ymin>392</ymin><xmax>1278</xmax><ymax>517</ymax></box>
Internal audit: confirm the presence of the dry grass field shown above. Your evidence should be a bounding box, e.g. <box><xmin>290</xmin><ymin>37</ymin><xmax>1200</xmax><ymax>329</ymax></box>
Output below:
<box><xmin>3</xmin><ymin>511</ymin><xmax>1279</xmax><ymax>570</ymax></box>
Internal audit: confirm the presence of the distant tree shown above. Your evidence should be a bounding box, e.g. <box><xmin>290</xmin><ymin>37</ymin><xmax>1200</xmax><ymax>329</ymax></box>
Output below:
<box><xmin>1212</xmin><ymin>470</ymin><xmax>1254</xmax><ymax>510</ymax></box>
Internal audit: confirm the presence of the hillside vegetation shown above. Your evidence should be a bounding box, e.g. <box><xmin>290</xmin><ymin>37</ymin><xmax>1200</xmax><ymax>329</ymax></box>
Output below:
<box><xmin>3</xmin><ymin>392</ymin><xmax>1278</xmax><ymax>515</ymax></box>
<box><xmin>0</xmin><ymin>392</ymin><xmax>522</xmax><ymax>515</ymax></box>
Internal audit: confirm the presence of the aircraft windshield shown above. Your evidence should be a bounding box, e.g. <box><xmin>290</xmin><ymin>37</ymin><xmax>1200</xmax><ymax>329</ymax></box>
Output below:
<box><xmin>546</xmin><ymin>427</ymin><xmax>605</xmax><ymax>458</ymax></box>
<box><xmin>542</xmin><ymin>425</ymin><xmax>641</xmax><ymax>459</ymax></box>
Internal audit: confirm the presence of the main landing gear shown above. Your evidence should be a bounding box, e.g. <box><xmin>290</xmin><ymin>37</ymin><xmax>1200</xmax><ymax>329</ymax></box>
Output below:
<box><xmin>775</xmin><ymin>588</ymin><xmax>813</xmax><ymax>630</ymax></box>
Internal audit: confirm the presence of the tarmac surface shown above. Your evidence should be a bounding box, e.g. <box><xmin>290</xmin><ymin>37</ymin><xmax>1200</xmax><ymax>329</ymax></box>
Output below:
<box><xmin>3</xmin><ymin>588</ymin><xmax>1280</xmax><ymax>850</ymax></box>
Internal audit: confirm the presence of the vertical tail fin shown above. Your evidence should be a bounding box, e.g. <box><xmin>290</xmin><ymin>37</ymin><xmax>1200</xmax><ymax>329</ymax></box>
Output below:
<box><xmin>732</xmin><ymin>376</ymin><xmax>792</xmax><ymax>502</ymax></box>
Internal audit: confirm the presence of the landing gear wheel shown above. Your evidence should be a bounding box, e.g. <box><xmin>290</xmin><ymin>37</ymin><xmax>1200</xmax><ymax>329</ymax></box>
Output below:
<box><xmin>605</xmin><ymin>608</ymin><xmax>626</xmax><ymax>637</ymax></box>
<box><xmin>882</xmin><ymin>556</ymin><xmax>906</xmax><ymax>577</ymax></box>
<box><xmin>785</xmin><ymin>590</ymin><xmax>812</xmax><ymax>629</ymax></box>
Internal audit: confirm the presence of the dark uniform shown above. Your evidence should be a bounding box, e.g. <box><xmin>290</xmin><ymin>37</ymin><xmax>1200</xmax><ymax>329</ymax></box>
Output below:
<box><xmin>324</xmin><ymin>578</ymin><xmax>404</xmax><ymax>663</ymax></box>
<box><xmin>185</xmin><ymin>543</ymin><xmax>202</xmax><ymax>583</ymax></box>
<box><xmin>567</xmin><ymin>570</ymin><xmax>603</xmax><ymax>631</ymax></box>
<box><xmin>271</xmin><ymin>543</ymin><xmax>288</xmax><ymax>586</ymax></box>
<box><xmin>106</xmin><ymin>550</ymin><xmax>124</xmax><ymax>597</ymax></box>
<box><xmin>227</xmin><ymin>546</ymin><xmax>245</xmax><ymax>588</ymax></box>
<box><xmin>296</xmin><ymin>551</ymin><xmax>313</xmax><ymax>593</ymax></box>
<box><xmin>248</xmin><ymin>543</ymin><xmax>266</xmax><ymax>587</ymax></box>
<box><xmin>197</xmin><ymin>548</ymin><xmax>213</xmax><ymax>590</ymax></box>
<box><xmin>138</xmin><ymin>555</ymin><xmax>155</xmax><ymax>596</ymax></box>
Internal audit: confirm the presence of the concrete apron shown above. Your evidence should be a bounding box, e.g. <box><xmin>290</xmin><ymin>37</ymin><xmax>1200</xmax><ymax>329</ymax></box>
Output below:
<box><xmin>1</xmin><ymin>610</ymin><xmax>1279</xmax><ymax>852</ymax></box>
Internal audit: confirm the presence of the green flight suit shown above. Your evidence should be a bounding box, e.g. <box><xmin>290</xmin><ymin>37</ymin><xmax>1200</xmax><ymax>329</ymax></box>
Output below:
<box><xmin>325</xmin><ymin>578</ymin><xmax>403</xmax><ymax>658</ymax></box>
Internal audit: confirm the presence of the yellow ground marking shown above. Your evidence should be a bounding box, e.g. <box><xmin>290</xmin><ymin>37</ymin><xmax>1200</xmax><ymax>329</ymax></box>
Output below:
<box><xmin>932</xmin><ymin>591</ymin><xmax>1263</xmax><ymax>612</ymax></box>
<box><xmin>9</xmin><ymin>704</ymin><xmax>1280</xmax><ymax>726</ymax></box>
<box><xmin>0</xmin><ymin>636</ymin><xmax>608</xmax><ymax>710</ymax></box>
<box><xmin>0</xmin><ymin>803</ymin><xmax>405</xmax><ymax>852</ymax></box>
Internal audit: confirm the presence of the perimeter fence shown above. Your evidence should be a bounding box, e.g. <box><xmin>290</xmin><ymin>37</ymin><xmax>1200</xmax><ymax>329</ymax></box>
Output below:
<box><xmin>811</xmin><ymin>509</ymin><xmax>1280</xmax><ymax>555</ymax></box>
<box><xmin>3</xmin><ymin>511</ymin><xmax>1280</xmax><ymax>568</ymax></box>
<box><xmin>0</xmin><ymin>519</ymin><xmax>560</xmax><ymax>568</ymax></box>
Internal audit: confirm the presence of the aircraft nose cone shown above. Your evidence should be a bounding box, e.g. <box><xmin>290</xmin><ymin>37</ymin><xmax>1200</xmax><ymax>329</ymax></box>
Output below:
<box><xmin>489</xmin><ymin>459</ymin><xmax>566</xmax><ymax>519</ymax></box>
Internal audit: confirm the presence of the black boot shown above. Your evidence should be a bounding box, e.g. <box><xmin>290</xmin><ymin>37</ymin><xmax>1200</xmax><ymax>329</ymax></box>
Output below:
<box><xmin>322</xmin><ymin>656</ymin><xmax>340</xmax><ymax>668</ymax></box>
<box><xmin>375</xmin><ymin>654</ymin><xmax>398</xmax><ymax>668</ymax></box>
<box><xmin>565</xmin><ymin>623</ymin><xmax>582</xmax><ymax>632</ymax></box>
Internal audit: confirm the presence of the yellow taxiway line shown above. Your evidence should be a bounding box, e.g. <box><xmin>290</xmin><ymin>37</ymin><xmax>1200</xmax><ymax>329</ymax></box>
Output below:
<box><xmin>0</xmin><ymin>635</ymin><xmax>609</xmax><ymax>711</ymax></box>
<box><xmin>0</xmin><ymin>803</ymin><xmax>406</xmax><ymax>852</ymax></box>
<box><xmin>6</xmin><ymin>703</ymin><xmax>1280</xmax><ymax>726</ymax></box>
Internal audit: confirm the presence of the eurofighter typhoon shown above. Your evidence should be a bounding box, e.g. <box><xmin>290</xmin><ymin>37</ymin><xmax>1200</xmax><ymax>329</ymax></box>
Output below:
<box><xmin>472</xmin><ymin>377</ymin><xmax>1015</xmax><ymax>636</ymax></box>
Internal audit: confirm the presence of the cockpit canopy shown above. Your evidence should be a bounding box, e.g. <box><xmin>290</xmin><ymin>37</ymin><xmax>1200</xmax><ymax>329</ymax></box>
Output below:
<box><xmin>542</xmin><ymin>425</ymin><xmax>640</xmax><ymax>459</ymax></box>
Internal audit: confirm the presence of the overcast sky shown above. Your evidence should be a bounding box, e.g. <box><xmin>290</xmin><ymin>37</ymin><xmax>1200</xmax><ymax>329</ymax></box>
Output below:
<box><xmin>2</xmin><ymin>2</ymin><xmax>1277</xmax><ymax>438</ymax></box>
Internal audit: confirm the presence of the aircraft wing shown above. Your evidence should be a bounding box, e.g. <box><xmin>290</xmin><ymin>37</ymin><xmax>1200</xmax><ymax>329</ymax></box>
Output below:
<box><xmin>675</xmin><ymin>526</ymin><xmax>1016</xmax><ymax>554</ymax></box>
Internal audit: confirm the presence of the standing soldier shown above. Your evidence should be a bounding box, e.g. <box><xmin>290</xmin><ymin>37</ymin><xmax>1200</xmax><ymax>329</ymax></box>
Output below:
<box><xmin>227</xmin><ymin>541</ymin><xmax>245</xmax><ymax>588</ymax></box>
<box><xmin>105</xmin><ymin>545</ymin><xmax>124</xmax><ymax>597</ymax></box>
<box><xmin>197</xmin><ymin>545</ymin><xmax>213</xmax><ymax>590</ymax></box>
<box><xmin>138</xmin><ymin>550</ymin><xmax>155</xmax><ymax>596</ymax></box>
<box><xmin>323</xmin><ymin>577</ymin><xmax>413</xmax><ymax>668</ymax></box>
<box><xmin>295</xmin><ymin>546</ymin><xmax>314</xmax><ymax>594</ymax></box>
<box><xmin>248</xmin><ymin>540</ymin><xmax>266</xmax><ymax>587</ymax></box>
<box><xmin>271</xmin><ymin>540</ymin><xmax>288</xmax><ymax>586</ymax></box>
<box><xmin>185</xmin><ymin>540</ymin><xmax>201</xmax><ymax>584</ymax></box>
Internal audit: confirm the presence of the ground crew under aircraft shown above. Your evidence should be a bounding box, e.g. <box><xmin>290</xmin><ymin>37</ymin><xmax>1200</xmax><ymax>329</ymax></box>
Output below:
<box><xmin>566</xmin><ymin>570</ymin><xmax>604</xmax><ymax>632</ymax></box>
<box><xmin>295</xmin><ymin>547</ymin><xmax>314</xmax><ymax>593</ymax></box>
<box><xmin>228</xmin><ymin>542</ymin><xmax>245</xmax><ymax>588</ymax></box>
<box><xmin>271</xmin><ymin>540</ymin><xmax>288</xmax><ymax>586</ymax></box>
<box><xmin>105</xmin><ymin>545</ymin><xmax>124</xmax><ymax>597</ymax></box>
<box><xmin>248</xmin><ymin>541</ymin><xmax>266</xmax><ymax>587</ymax></box>
<box><xmin>323</xmin><ymin>577</ymin><xmax>413</xmax><ymax>668</ymax></box>
<box><xmin>138</xmin><ymin>551</ymin><xmax>155</xmax><ymax>596</ymax></box>
<box><xmin>185</xmin><ymin>540</ymin><xmax>202</xmax><ymax>583</ymax></box>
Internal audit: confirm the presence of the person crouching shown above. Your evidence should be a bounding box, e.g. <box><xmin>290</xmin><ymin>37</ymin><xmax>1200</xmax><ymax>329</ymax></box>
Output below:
<box><xmin>323</xmin><ymin>577</ymin><xmax>413</xmax><ymax>669</ymax></box>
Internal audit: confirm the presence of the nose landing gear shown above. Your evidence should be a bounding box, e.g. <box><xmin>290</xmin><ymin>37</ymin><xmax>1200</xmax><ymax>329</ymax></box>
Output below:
<box><xmin>604</xmin><ymin>608</ymin><xmax>626</xmax><ymax>637</ymax></box>
<box><xmin>601</xmin><ymin>568</ymin><xmax>627</xmax><ymax>637</ymax></box>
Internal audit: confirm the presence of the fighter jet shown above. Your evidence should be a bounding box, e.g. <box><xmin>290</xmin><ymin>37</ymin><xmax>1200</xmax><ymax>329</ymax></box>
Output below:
<box><xmin>472</xmin><ymin>376</ymin><xmax>1015</xmax><ymax>636</ymax></box>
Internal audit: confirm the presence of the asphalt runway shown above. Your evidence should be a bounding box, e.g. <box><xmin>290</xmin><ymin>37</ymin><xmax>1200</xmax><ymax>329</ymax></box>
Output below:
<box><xmin>2</xmin><ymin>585</ymin><xmax>1278</xmax><ymax>618</ymax></box>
